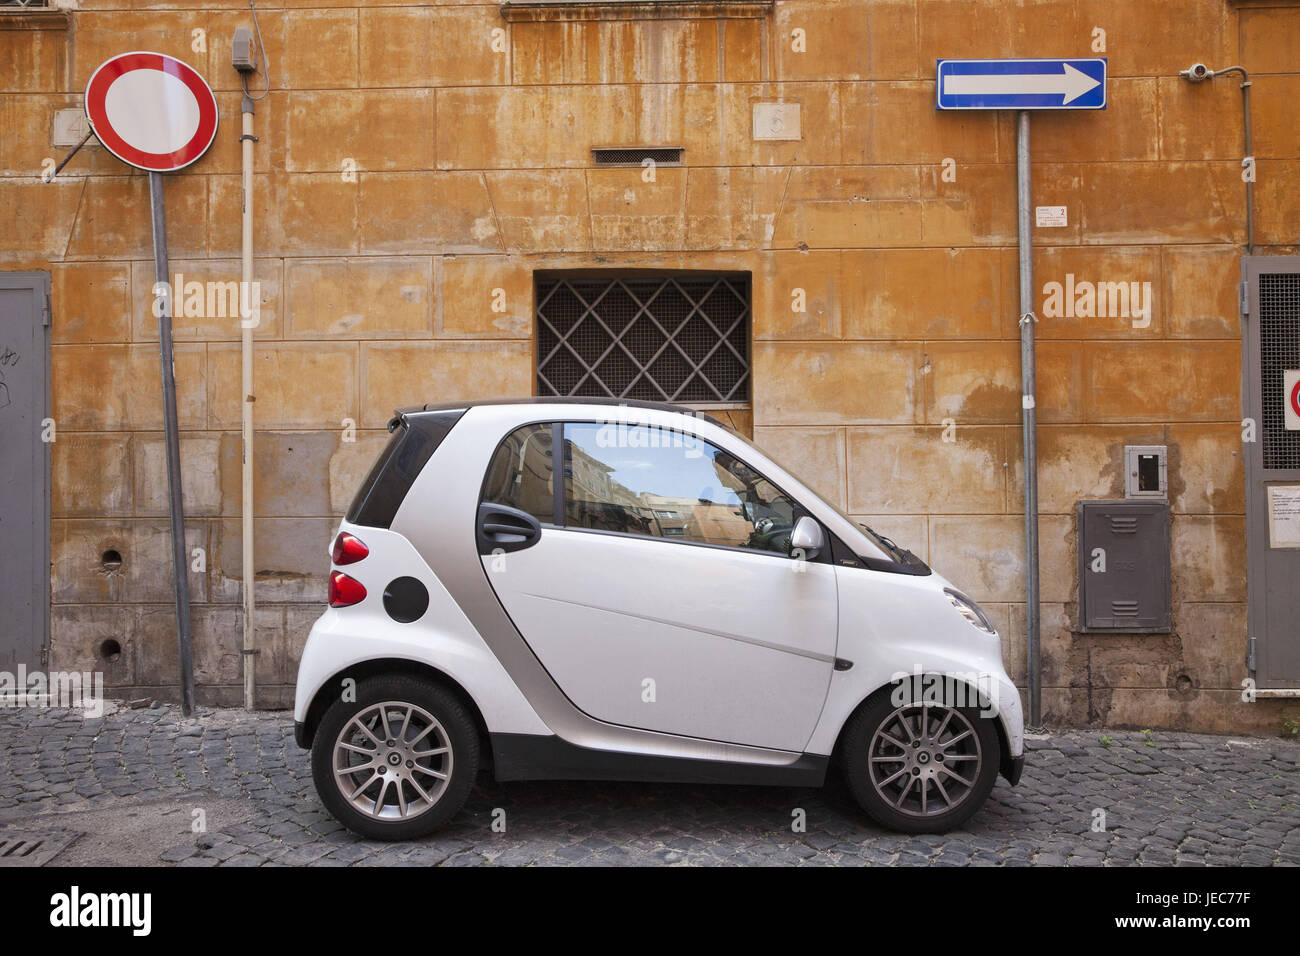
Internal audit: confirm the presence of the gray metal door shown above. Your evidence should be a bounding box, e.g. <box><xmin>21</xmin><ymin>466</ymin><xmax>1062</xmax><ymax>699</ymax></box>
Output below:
<box><xmin>1243</xmin><ymin>256</ymin><xmax>1300</xmax><ymax>687</ymax></box>
<box><xmin>0</xmin><ymin>272</ymin><xmax>50</xmax><ymax>673</ymax></box>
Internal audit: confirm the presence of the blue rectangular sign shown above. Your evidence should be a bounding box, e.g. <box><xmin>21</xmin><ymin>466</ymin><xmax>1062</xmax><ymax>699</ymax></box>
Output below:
<box><xmin>936</xmin><ymin>58</ymin><xmax>1107</xmax><ymax>110</ymax></box>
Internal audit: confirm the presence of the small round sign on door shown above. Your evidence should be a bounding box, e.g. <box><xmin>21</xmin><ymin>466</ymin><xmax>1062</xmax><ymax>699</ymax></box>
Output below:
<box><xmin>1285</xmin><ymin>369</ymin><xmax>1300</xmax><ymax>432</ymax></box>
<box><xmin>84</xmin><ymin>51</ymin><xmax>218</xmax><ymax>173</ymax></box>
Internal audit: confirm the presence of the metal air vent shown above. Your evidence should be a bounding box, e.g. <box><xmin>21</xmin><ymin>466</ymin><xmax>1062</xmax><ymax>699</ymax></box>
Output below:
<box><xmin>592</xmin><ymin>147</ymin><xmax>684</xmax><ymax>167</ymax></box>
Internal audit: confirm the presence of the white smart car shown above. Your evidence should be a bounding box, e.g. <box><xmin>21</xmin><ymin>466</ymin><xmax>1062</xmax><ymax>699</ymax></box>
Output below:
<box><xmin>294</xmin><ymin>399</ymin><xmax>1025</xmax><ymax>839</ymax></box>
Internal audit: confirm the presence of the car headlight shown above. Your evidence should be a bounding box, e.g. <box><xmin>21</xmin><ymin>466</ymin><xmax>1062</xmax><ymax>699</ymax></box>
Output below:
<box><xmin>945</xmin><ymin>588</ymin><xmax>996</xmax><ymax>634</ymax></box>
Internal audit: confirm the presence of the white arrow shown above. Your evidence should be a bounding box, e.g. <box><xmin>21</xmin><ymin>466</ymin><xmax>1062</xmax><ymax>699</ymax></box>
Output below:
<box><xmin>943</xmin><ymin>62</ymin><xmax>1100</xmax><ymax>104</ymax></box>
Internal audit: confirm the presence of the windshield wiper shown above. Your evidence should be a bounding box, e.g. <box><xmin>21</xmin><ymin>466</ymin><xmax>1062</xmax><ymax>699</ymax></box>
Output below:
<box><xmin>859</xmin><ymin>524</ymin><xmax>903</xmax><ymax>561</ymax></box>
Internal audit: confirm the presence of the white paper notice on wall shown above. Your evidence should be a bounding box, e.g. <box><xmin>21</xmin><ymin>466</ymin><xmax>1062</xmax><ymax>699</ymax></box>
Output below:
<box><xmin>1284</xmin><ymin>369</ymin><xmax>1300</xmax><ymax>431</ymax></box>
<box><xmin>1267</xmin><ymin>485</ymin><xmax>1300</xmax><ymax>549</ymax></box>
<box><xmin>1035</xmin><ymin>205</ymin><xmax>1068</xmax><ymax>228</ymax></box>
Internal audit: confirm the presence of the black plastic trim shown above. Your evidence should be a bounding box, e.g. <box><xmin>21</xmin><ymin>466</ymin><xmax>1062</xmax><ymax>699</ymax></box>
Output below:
<box><xmin>830</xmin><ymin>533</ymin><xmax>932</xmax><ymax>576</ymax></box>
<box><xmin>346</xmin><ymin>407</ymin><xmax>466</xmax><ymax>529</ymax></box>
<box><xmin>476</xmin><ymin>501</ymin><xmax>543</xmax><ymax>555</ymax></box>
<box><xmin>552</xmin><ymin>422</ymin><xmax>564</xmax><ymax>526</ymax></box>
<box><xmin>294</xmin><ymin>720</ymin><xmax>309</xmax><ymax>749</ymax></box>
<box><xmin>396</xmin><ymin>396</ymin><xmax>729</xmax><ymax>429</ymax></box>
<box><xmin>1001</xmin><ymin>753</ymin><xmax>1025</xmax><ymax>786</ymax></box>
<box><xmin>383</xmin><ymin>576</ymin><xmax>430</xmax><ymax>624</ymax></box>
<box><xmin>491</xmin><ymin>733</ymin><xmax>829</xmax><ymax>786</ymax></box>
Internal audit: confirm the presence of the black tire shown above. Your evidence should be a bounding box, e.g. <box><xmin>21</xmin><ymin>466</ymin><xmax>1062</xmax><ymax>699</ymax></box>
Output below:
<box><xmin>841</xmin><ymin>684</ymin><xmax>1000</xmax><ymax>834</ymax></box>
<box><xmin>311</xmin><ymin>675</ymin><xmax>479</xmax><ymax>841</ymax></box>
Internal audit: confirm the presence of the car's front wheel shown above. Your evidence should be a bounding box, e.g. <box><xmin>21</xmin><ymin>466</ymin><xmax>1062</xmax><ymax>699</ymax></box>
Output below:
<box><xmin>311</xmin><ymin>676</ymin><xmax>478</xmax><ymax>840</ymax></box>
<box><xmin>841</xmin><ymin>687</ymin><xmax>1000</xmax><ymax>834</ymax></box>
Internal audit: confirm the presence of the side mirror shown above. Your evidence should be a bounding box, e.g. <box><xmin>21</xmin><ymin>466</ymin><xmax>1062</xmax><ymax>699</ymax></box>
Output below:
<box><xmin>790</xmin><ymin>516</ymin><xmax>825</xmax><ymax>560</ymax></box>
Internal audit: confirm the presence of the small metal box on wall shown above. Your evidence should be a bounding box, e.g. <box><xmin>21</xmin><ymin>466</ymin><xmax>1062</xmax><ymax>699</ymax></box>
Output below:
<box><xmin>1077</xmin><ymin>500</ymin><xmax>1172</xmax><ymax>633</ymax></box>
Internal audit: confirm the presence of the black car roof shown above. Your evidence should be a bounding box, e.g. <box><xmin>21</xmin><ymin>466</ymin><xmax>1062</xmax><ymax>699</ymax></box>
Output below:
<box><xmin>395</xmin><ymin>397</ymin><xmax>727</xmax><ymax>427</ymax></box>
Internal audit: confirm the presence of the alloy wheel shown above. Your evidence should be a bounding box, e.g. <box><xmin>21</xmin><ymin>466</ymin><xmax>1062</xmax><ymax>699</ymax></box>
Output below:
<box><xmin>867</xmin><ymin>703</ymin><xmax>983</xmax><ymax>818</ymax></box>
<box><xmin>331</xmin><ymin>700</ymin><xmax>453</xmax><ymax>821</ymax></box>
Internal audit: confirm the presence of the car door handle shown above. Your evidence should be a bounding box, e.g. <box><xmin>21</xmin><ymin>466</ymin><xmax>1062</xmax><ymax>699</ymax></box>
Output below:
<box><xmin>482</xmin><ymin>521</ymin><xmax>537</xmax><ymax>536</ymax></box>
<box><xmin>476</xmin><ymin>502</ymin><xmax>543</xmax><ymax>555</ymax></box>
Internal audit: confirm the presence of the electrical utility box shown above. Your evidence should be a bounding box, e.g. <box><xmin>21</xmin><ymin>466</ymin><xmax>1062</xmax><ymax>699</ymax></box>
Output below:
<box><xmin>1077</xmin><ymin>500</ymin><xmax>1172</xmax><ymax>633</ymax></box>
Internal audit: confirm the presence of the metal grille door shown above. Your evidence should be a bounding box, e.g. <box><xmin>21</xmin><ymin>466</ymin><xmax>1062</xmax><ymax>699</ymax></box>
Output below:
<box><xmin>1260</xmin><ymin>274</ymin><xmax>1300</xmax><ymax>470</ymax></box>
<box><xmin>535</xmin><ymin>273</ymin><xmax>751</xmax><ymax>404</ymax></box>
<box><xmin>0</xmin><ymin>272</ymin><xmax>50</xmax><ymax>673</ymax></box>
<box><xmin>1243</xmin><ymin>256</ymin><xmax>1300</xmax><ymax>687</ymax></box>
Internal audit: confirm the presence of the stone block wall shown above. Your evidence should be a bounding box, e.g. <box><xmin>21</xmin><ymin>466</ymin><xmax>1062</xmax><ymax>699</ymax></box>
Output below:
<box><xmin>1</xmin><ymin>0</ymin><xmax>1297</xmax><ymax>729</ymax></box>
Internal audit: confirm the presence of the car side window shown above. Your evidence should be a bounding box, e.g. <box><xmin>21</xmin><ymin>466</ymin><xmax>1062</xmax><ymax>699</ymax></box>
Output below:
<box><xmin>482</xmin><ymin>423</ymin><xmax>555</xmax><ymax>524</ymax></box>
<box><xmin>562</xmin><ymin>421</ymin><xmax>802</xmax><ymax>555</ymax></box>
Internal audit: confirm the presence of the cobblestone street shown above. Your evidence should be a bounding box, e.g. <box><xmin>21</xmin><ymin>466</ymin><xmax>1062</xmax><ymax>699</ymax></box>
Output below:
<box><xmin>1</xmin><ymin>702</ymin><xmax>1297</xmax><ymax>867</ymax></box>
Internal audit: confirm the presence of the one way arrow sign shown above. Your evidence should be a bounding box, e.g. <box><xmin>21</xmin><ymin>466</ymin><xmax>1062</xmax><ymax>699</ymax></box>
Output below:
<box><xmin>936</xmin><ymin>58</ymin><xmax>1107</xmax><ymax>110</ymax></box>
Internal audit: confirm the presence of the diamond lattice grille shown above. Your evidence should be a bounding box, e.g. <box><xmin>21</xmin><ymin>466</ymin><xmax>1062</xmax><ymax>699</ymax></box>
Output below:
<box><xmin>536</xmin><ymin>274</ymin><xmax>751</xmax><ymax>403</ymax></box>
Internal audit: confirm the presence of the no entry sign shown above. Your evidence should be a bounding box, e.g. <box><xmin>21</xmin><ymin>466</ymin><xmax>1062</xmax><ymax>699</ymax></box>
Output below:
<box><xmin>1285</xmin><ymin>370</ymin><xmax>1300</xmax><ymax>431</ymax></box>
<box><xmin>85</xmin><ymin>51</ymin><xmax>218</xmax><ymax>172</ymax></box>
<box><xmin>81</xmin><ymin>51</ymin><xmax>219</xmax><ymax>713</ymax></box>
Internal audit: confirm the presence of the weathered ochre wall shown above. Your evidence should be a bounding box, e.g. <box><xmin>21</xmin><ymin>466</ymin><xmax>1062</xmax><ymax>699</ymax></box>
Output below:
<box><xmin>2</xmin><ymin>0</ymin><xmax>1297</xmax><ymax>729</ymax></box>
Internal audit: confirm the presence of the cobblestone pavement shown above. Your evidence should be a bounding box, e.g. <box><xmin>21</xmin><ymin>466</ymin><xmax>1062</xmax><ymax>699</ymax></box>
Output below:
<box><xmin>1</xmin><ymin>702</ymin><xmax>1297</xmax><ymax>867</ymax></box>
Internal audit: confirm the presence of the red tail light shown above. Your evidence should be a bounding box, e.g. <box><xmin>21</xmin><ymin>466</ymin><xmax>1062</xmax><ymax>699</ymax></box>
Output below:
<box><xmin>329</xmin><ymin>571</ymin><xmax>367</xmax><ymax>608</ymax></box>
<box><xmin>331</xmin><ymin>532</ymin><xmax>369</xmax><ymax>565</ymax></box>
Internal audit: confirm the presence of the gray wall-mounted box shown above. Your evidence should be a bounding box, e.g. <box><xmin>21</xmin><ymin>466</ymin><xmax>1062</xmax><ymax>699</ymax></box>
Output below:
<box><xmin>1077</xmin><ymin>500</ymin><xmax>1171</xmax><ymax>633</ymax></box>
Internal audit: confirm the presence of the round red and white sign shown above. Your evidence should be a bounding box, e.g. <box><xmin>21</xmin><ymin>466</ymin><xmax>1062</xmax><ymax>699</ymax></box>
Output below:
<box><xmin>85</xmin><ymin>52</ymin><xmax>218</xmax><ymax>172</ymax></box>
<box><xmin>1285</xmin><ymin>369</ymin><xmax>1300</xmax><ymax>432</ymax></box>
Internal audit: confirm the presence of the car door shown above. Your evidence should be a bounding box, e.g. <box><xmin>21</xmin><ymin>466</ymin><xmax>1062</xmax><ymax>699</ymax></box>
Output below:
<box><xmin>477</xmin><ymin>418</ymin><xmax>838</xmax><ymax>753</ymax></box>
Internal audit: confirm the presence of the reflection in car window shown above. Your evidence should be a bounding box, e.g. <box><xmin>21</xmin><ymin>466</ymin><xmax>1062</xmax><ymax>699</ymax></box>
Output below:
<box><xmin>563</xmin><ymin>422</ymin><xmax>800</xmax><ymax>555</ymax></box>
<box><xmin>482</xmin><ymin>423</ymin><xmax>554</xmax><ymax>524</ymax></box>
<box><xmin>710</xmin><ymin>417</ymin><xmax>898</xmax><ymax>563</ymax></box>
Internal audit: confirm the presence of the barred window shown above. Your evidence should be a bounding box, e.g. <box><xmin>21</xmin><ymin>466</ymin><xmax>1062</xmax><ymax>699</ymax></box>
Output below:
<box><xmin>535</xmin><ymin>272</ymin><xmax>751</xmax><ymax>405</ymax></box>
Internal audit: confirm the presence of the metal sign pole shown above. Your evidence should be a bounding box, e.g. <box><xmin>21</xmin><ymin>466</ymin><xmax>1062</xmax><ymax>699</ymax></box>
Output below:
<box><xmin>1016</xmin><ymin>111</ymin><xmax>1042</xmax><ymax>728</ymax></box>
<box><xmin>148</xmin><ymin>171</ymin><xmax>196</xmax><ymax>716</ymax></box>
<box><xmin>937</xmin><ymin>59</ymin><xmax>1107</xmax><ymax>730</ymax></box>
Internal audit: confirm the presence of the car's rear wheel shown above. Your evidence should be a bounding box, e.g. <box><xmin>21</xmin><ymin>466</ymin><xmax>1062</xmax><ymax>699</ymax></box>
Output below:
<box><xmin>841</xmin><ymin>688</ymin><xmax>1000</xmax><ymax>834</ymax></box>
<box><xmin>311</xmin><ymin>676</ymin><xmax>478</xmax><ymax>840</ymax></box>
